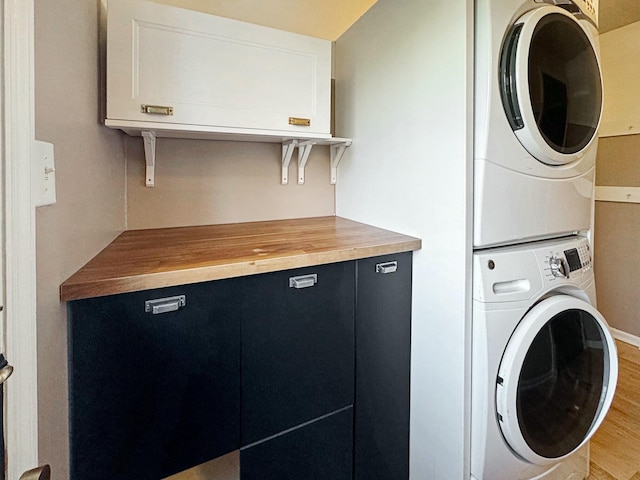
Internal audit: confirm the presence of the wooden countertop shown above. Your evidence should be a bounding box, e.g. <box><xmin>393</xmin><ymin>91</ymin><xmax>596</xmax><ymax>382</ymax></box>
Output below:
<box><xmin>60</xmin><ymin>216</ymin><xmax>421</xmax><ymax>301</ymax></box>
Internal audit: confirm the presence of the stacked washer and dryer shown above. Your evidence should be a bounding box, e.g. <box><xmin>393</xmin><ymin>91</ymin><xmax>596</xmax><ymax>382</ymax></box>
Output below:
<box><xmin>471</xmin><ymin>1</ymin><xmax>619</xmax><ymax>479</ymax></box>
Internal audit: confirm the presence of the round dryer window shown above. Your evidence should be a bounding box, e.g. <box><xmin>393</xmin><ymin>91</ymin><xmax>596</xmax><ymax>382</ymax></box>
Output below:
<box><xmin>495</xmin><ymin>295</ymin><xmax>617</xmax><ymax>465</ymax></box>
<box><xmin>500</xmin><ymin>6</ymin><xmax>602</xmax><ymax>166</ymax></box>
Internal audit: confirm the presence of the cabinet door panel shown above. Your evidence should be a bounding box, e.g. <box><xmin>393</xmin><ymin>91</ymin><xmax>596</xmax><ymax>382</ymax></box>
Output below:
<box><xmin>107</xmin><ymin>0</ymin><xmax>331</xmax><ymax>135</ymax></box>
<box><xmin>241</xmin><ymin>261</ymin><xmax>355</xmax><ymax>445</ymax></box>
<box><xmin>68</xmin><ymin>280</ymin><xmax>241</xmax><ymax>479</ymax></box>
<box><xmin>240</xmin><ymin>407</ymin><xmax>353</xmax><ymax>480</ymax></box>
<box><xmin>355</xmin><ymin>253</ymin><xmax>412</xmax><ymax>480</ymax></box>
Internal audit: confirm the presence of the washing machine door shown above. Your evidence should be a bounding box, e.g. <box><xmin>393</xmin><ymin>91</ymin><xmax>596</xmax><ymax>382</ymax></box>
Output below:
<box><xmin>500</xmin><ymin>6</ymin><xmax>602</xmax><ymax>166</ymax></box>
<box><xmin>496</xmin><ymin>295</ymin><xmax>617</xmax><ymax>465</ymax></box>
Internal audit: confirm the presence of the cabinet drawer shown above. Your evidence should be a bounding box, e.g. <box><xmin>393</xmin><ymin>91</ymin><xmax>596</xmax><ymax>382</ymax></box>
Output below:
<box><xmin>241</xmin><ymin>261</ymin><xmax>355</xmax><ymax>445</ymax></box>
<box><xmin>68</xmin><ymin>279</ymin><xmax>242</xmax><ymax>479</ymax></box>
<box><xmin>106</xmin><ymin>0</ymin><xmax>331</xmax><ymax>136</ymax></box>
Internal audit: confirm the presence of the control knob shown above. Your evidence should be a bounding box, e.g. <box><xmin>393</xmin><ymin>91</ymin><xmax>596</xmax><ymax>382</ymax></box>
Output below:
<box><xmin>549</xmin><ymin>255</ymin><xmax>569</xmax><ymax>278</ymax></box>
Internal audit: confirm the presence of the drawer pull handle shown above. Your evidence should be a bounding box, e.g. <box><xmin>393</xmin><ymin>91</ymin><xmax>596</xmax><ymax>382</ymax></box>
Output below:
<box><xmin>141</xmin><ymin>104</ymin><xmax>174</xmax><ymax>115</ymax></box>
<box><xmin>145</xmin><ymin>295</ymin><xmax>186</xmax><ymax>314</ymax></box>
<box><xmin>376</xmin><ymin>261</ymin><xmax>398</xmax><ymax>274</ymax></box>
<box><xmin>289</xmin><ymin>274</ymin><xmax>317</xmax><ymax>289</ymax></box>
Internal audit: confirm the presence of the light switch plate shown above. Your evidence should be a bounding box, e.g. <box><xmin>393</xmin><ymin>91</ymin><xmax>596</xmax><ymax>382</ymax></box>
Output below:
<box><xmin>33</xmin><ymin>140</ymin><xmax>56</xmax><ymax>207</ymax></box>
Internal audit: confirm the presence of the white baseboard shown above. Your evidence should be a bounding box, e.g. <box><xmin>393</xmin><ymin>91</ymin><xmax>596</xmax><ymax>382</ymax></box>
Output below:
<box><xmin>610</xmin><ymin>327</ymin><xmax>640</xmax><ymax>348</ymax></box>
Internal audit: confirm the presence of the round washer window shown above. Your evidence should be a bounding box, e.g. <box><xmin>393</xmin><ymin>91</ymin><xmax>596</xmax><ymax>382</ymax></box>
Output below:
<box><xmin>496</xmin><ymin>295</ymin><xmax>617</xmax><ymax>465</ymax></box>
<box><xmin>528</xmin><ymin>13</ymin><xmax>602</xmax><ymax>154</ymax></box>
<box><xmin>517</xmin><ymin>309</ymin><xmax>605</xmax><ymax>458</ymax></box>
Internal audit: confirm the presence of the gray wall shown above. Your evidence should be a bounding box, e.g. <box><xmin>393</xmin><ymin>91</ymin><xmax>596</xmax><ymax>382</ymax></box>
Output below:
<box><xmin>35</xmin><ymin>1</ymin><xmax>126</xmax><ymax>477</ymax></box>
<box><xmin>594</xmin><ymin>135</ymin><xmax>640</xmax><ymax>337</ymax></box>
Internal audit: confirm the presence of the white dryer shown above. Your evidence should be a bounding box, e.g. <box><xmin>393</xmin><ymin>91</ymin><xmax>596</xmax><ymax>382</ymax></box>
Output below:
<box><xmin>471</xmin><ymin>236</ymin><xmax>617</xmax><ymax>480</ymax></box>
<box><xmin>475</xmin><ymin>0</ymin><xmax>602</xmax><ymax>248</ymax></box>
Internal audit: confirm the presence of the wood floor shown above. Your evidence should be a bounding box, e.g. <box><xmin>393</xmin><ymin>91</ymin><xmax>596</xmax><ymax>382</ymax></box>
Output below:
<box><xmin>588</xmin><ymin>340</ymin><xmax>640</xmax><ymax>480</ymax></box>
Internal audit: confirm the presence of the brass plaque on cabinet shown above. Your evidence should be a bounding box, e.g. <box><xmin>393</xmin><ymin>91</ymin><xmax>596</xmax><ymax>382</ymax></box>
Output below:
<box><xmin>289</xmin><ymin>117</ymin><xmax>311</xmax><ymax>127</ymax></box>
<box><xmin>141</xmin><ymin>104</ymin><xmax>174</xmax><ymax>115</ymax></box>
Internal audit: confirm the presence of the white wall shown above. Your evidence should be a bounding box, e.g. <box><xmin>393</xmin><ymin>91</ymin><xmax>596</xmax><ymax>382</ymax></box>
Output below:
<box><xmin>335</xmin><ymin>0</ymin><xmax>474</xmax><ymax>478</ymax></box>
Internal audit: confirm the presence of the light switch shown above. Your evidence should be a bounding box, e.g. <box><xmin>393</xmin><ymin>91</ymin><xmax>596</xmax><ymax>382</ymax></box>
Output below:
<box><xmin>33</xmin><ymin>140</ymin><xmax>56</xmax><ymax>207</ymax></box>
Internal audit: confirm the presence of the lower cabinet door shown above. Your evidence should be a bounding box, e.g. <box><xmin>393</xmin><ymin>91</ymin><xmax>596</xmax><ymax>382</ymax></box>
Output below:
<box><xmin>68</xmin><ymin>279</ymin><xmax>242</xmax><ymax>480</ymax></box>
<box><xmin>240</xmin><ymin>407</ymin><xmax>353</xmax><ymax>480</ymax></box>
<box><xmin>354</xmin><ymin>253</ymin><xmax>412</xmax><ymax>480</ymax></box>
<box><xmin>241</xmin><ymin>261</ymin><xmax>355</xmax><ymax>446</ymax></box>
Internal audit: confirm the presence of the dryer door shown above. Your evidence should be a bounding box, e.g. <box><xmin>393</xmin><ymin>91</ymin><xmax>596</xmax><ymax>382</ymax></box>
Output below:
<box><xmin>500</xmin><ymin>6</ymin><xmax>602</xmax><ymax>166</ymax></box>
<box><xmin>496</xmin><ymin>295</ymin><xmax>617</xmax><ymax>465</ymax></box>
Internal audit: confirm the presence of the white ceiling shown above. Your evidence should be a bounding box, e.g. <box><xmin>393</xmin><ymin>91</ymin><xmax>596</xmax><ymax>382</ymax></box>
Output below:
<box><xmin>152</xmin><ymin>0</ymin><xmax>378</xmax><ymax>40</ymax></box>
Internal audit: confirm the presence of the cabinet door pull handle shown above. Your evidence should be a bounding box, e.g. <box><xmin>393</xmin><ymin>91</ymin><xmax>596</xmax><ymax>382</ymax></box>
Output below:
<box><xmin>141</xmin><ymin>104</ymin><xmax>174</xmax><ymax>115</ymax></box>
<box><xmin>376</xmin><ymin>261</ymin><xmax>398</xmax><ymax>274</ymax></box>
<box><xmin>144</xmin><ymin>295</ymin><xmax>186</xmax><ymax>314</ymax></box>
<box><xmin>289</xmin><ymin>274</ymin><xmax>317</xmax><ymax>289</ymax></box>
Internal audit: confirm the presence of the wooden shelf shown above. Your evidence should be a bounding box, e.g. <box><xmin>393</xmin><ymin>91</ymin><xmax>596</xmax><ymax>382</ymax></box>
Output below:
<box><xmin>60</xmin><ymin>216</ymin><xmax>421</xmax><ymax>302</ymax></box>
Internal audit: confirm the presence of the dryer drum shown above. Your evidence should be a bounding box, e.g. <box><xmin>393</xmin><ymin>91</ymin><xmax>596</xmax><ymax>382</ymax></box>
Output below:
<box><xmin>499</xmin><ymin>6</ymin><xmax>602</xmax><ymax>165</ymax></box>
<box><xmin>496</xmin><ymin>296</ymin><xmax>617</xmax><ymax>465</ymax></box>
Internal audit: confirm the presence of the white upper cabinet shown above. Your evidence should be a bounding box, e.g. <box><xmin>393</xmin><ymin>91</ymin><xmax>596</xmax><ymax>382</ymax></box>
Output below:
<box><xmin>106</xmin><ymin>0</ymin><xmax>332</xmax><ymax>138</ymax></box>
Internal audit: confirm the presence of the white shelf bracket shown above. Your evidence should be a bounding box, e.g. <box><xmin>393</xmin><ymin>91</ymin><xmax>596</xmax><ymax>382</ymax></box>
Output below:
<box><xmin>142</xmin><ymin>131</ymin><xmax>156</xmax><ymax>187</ymax></box>
<box><xmin>281</xmin><ymin>140</ymin><xmax>298</xmax><ymax>185</ymax></box>
<box><xmin>330</xmin><ymin>141</ymin><xmax>351</xmax><ymax>185</ymax></box>
<box><xmin>297</xmin><ymin>140</ymin><xmax>316</xmax><ymax>184</ymax></box>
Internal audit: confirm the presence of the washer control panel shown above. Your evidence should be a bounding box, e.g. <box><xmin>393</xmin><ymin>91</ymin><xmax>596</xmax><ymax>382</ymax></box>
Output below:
<box><xmin>541</xmin><ymin>237</ymin><xmax>592</xmax><ymax>281</ymax></box>
<box><xmin>473</xmin><ymin>236</ymin><xmax>594</xmax><ymax>302</ymax></box>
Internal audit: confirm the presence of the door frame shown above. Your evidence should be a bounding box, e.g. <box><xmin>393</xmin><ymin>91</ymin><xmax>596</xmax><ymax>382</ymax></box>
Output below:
<box><xmin>3</xmin><ymin>0</ymin><xmax>40</xmax><ymax>478</ymax></box>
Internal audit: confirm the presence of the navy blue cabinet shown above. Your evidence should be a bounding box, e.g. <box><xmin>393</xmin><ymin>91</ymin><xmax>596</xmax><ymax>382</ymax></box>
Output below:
<box><xmin>68</xmin><ymin>279</ymin><xmax>242</xmax><ymax>480</ymax></box>
<box><xmin>240</xmin><ymin>262</ymin><xmax>355</xmax><ymax>480</ymax></box>
<box><xmin>355</xmin><ymin>253</ymin><xmax>412</xmax><ymax>480</ymax></box>
<box><xmin>68</xmin><ymin>255</ymin><xmax>411</xmax><ymax>480</ymax></box>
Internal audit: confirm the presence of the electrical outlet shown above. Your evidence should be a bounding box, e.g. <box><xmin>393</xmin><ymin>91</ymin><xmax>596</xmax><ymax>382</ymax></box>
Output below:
<box><xmin>33</xmin><ymin>140</ymin><xmax>56</xmax><ymax>207</ymax></box>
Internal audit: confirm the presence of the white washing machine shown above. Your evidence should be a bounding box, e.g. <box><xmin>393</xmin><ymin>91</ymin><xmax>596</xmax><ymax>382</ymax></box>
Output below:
<box><xmin>474</xmin><ymin>0</ymin><xmax>602</xmax><ymax>248</ymax></box>
<box><xmin>471</xmin><ymin>236</ymin><xmax>617</xmax><ymax>480</ymax></box>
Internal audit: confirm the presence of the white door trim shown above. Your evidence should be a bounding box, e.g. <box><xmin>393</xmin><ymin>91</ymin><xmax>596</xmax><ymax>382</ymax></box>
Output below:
<box><xmin>3</xmin><ymin>0</ymin><xmax>39</xmax><ymax>477</ymax></box>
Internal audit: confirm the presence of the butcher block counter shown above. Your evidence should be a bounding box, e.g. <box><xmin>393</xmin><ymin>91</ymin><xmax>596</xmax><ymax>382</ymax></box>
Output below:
<box><xmin>60</xmin><ymin>216</ymin><xmax>421</xmax><ymax>301</ymax></box>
